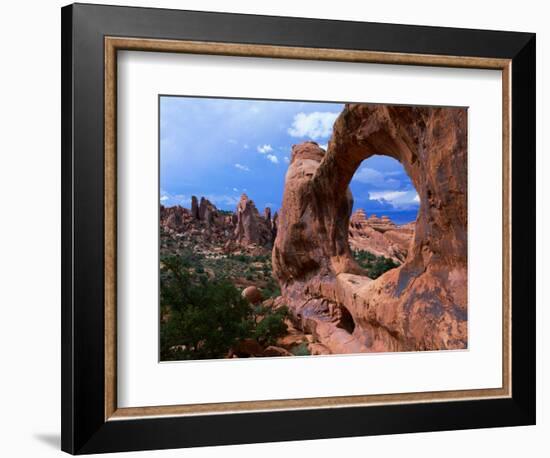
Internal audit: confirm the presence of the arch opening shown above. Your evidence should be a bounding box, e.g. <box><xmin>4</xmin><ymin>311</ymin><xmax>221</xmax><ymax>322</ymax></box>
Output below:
<box><xmin>335</xmin><ymin>304</ymin><xmax>355</xmax><ymax>334</ymax></box>
<box><xmin>348</xmin><ymin>155</ymin><xmax>419</xmax><ymax>273</ymax></box>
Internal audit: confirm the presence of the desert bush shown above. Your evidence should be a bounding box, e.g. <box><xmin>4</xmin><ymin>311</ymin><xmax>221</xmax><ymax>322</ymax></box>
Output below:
<box><xmin>160</xmin><ymin>255</ymin><xmax>293</xmax><ymax>360</ymax></box>
<box><xmin>369</xmin><ymin>256</ymin><xmax>399</xmax><ymax>279</ymax></box>
<box><xmin>160</xmin><ymin>256</ymin><xmax>253</xmax><ymax>361</ymax></box>
<box><xmin>290</xmin><ymin>342</ymin><xmax>311</xmax><ymax>356</ymax></box>
<box><xmin>260</xmin><ymin>277</ymin><xmax>281</xmax><ymax>299</ymax></box>
<box><xmin>253</xmin><ymin>306</ymin><xmax>289</xmax><ymax>346</ymax></box>
<box><xmin>352</xmin><ymin>250</ymin><xmax>399</xmax><ymax>279</ymax></box>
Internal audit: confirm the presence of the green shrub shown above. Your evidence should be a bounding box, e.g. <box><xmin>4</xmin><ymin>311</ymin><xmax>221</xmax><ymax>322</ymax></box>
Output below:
<box><xmin>260</xmin><ymin>278</ymin><xmax>281</xmax><ymax>299</ymax></box>
<box><xmin>290</xmin><ymin>342</ymin><xmax>311</xmax><ymax>356</ymax></box>
<box><xmin>160</xmin><ymin>256</ymin><xmax>253</xmax><ymax>361</ymax></box>
<box><xmin>235</xmin><ymin>254</ymin><xmax>248</xmax><ymax>263</ymax></box>
<box><xmin>160</xmin><ymin>254</ymin><xmax>290</xmax><ymax>361</ymax></box>
<box><xmin>253</xmin><ymin>306</ymin><xmax>289</xmax><ymax>346</ymax></box>
<box><xmin>352</xmin><ymin>250</ymin><xmax>399</xmax><ymax>279</ymax></box>
<box><xmin>369</xmin><ymin>256</ymin><xmax>399</xmax><ymax>279</ymax></box>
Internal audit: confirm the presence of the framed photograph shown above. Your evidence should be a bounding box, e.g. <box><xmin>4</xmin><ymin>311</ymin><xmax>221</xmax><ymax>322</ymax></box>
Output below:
<box><xmin>61</xmin><ymin>3</ymin><xmax>536</xmax><ymax>454</ymax></box>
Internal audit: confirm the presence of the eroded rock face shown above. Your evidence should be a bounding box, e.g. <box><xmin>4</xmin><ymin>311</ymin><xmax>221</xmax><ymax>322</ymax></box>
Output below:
<box><xmin>348</xmin><ymin>209</ymin><xmax>413</xmax><ymax>263</ymax></box>
<box><xmin>160</xmin><ymin>205</ymin><xmax>189</xmax><ymax>232</ymax></box>
<box><xmin>272</xmin><ymin>212</ymin><xmax>279</xmax><ymax>240</ymax></box>
<box><xmin>160</xmin><ymin>201</ymin><xmax>232</xmax><ymax>255</ymax></box>
<box><xmin>264</xmin><ymin>207</ymin><xmax>272</xmax><ymax>225</ymax></box>
<box><xmin>234</xmin><ymin>194</ymin><xmax>273</xmax><ymax>248</ymax></box>
<box><xmin>198</xmin><ymin>197</ymin><xmax>219</xmax><ymax>225</ymax></box>
<box><xmin>161</xmin><ymin>194</ymin><xmax>276</xmax><ymax>256</ymax></box>
<box><xmin>273</xmin><ymin>104</ymin><xmax>467</xmax><ymax>353</ymax></box>
<box><xmin>191</xmin><ymin>195</ymin><xmax>199</xmax><ymax>219</ymax></box>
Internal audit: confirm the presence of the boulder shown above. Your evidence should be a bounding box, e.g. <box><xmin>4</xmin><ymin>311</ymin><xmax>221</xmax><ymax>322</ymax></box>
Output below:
<box><xmin>241</xmin><ymin>286</ymin><xmax>263</xmax><ymax>304</ymax></box>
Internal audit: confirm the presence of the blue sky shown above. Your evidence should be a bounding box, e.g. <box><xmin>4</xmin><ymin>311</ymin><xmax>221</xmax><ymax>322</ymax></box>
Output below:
<box><xmin>160</xmin><ymin>96</ymin><xmax>419</xmax><ymax>224</ymax></box>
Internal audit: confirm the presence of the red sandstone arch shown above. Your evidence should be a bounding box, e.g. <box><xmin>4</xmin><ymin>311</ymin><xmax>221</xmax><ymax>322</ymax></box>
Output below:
<box><xmin>273</xmin><ymin>104</ymin><xmax>467</xmax><ymax>352</ymax></box>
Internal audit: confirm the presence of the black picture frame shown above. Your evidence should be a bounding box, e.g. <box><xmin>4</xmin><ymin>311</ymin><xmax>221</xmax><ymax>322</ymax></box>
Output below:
<box><xmin>61</xmin><ymin>3</ymin><xmax>536</xmax><ymax>454</ymax></box>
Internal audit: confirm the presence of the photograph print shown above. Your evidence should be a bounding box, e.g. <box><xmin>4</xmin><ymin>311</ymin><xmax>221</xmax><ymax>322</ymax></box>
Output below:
<box><xmin>159</xmin><ymin>96</ymin><xmax>468</xmax><ymax>361</ymax></box>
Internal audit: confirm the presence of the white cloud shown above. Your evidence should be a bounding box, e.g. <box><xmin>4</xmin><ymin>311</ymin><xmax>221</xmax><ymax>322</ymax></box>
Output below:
<box><xmin>173</xmin><ymin>194</ymin><xmax>189</xmax><ymax>203</ymax></box>
<box><xmin>162</xmin><ymin>191</ymin><xmax>240</xmax><ymax>209</ymax></box>
<box><xmin>352</xmin><ymin>167</ymin><xmax>402</xmax><ymax>190</ymax></box>
<box><xmin>232</xmin><ymin>187</ymin><xmax>239</xmax><ymax>192</ymax></box>
<box><xmin>207</xmin><ymin>194</ymin><xmax>241</xmax><ymax>207</ymax></box>
<box><xmin>319</xmin><ymin>143</ymin><xmax>328</xmax><ymax>151</ymax></box>
<box><xmin>353</xmin><ymin>167</ymin><xmax>386</xmax><ymax>185</ymax></box>
<box><xmin>266</xmin><ymin>154</ymin><xmax>279</xmax><ymax>164</ymax></box>
<box><xmin>235</xmin><ymin>163</ymin><xmax>250</xmax><ymax>172</ymax></box>
<box><xmin>243</xmin><ymin>144</ymin><xmax>249</xmax><ymax>149</ymax></box>
<box><xmin>369</xmin><ymin>190</ymin><xmax>420</xmax><ymax>209</ymax></box>
<box><xmin>288</xmin><ymin>111</ymin><xmax>339</xmax><ymax>139</ymax></box>
<box><xmin>385</xmin><ymin>170</ymin><xmax>404</xmax><ymax>177</ymax></box>
<box><xmin>159</xmin><ymin>190</ymin><xmax>190</xmax><ymax>206</ymax></box>
<box><xmin>257</xmin><ymin>144</ymin><xmax>273</xmax><ymax>154</ymax></box>
<box><xmin>284</xmin><ymin>156</ymin><xmax>290</xmax><ymax>164</ymax></box>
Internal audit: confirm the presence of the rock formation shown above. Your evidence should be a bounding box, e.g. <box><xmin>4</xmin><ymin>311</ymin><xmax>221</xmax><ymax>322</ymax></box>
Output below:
<box><xmin>191</xmin><ymin>195</ymin><xmax>199</xmax><ymax>219</ymax></box>
<box><xmin>234</xmin><ymin>194</ymin><xmax>273</xmax><ymax>248</ymax></box>
<box><xmin>198</xmin><ymin>197</ymin><xmax>219</xmax><ymax>225</ymax></box>
<box><xmin>160</xmin><ymin>205</ymin><xmax>189</xmax><ymax>232</ymax></box>
<box><xmin>272</xmin><ymin>212</ymin><xmax>279</xmax><ymax>240</ymax></box>
<box><xmin>160</xmin><ymin>194</ymin><xmax>277</xmax><ymax>256</ymax></box>
<box><xmin>348</xmin><ymin>209</ymin><xmax>413</xmax><ymax>262</ymax></box>
<box><xmin>264</xmin><ymin>207</ymin><xmax>272</xmax><ymax>225</ymax></box>
<box><xmin>273</xmin><ymin>104</ymin><xmax>467</xmax><ymax>354</ymax></box>
<box><xmin>264</xmin><ymin>206</ymin><xmax>278</xmax><ymax>240</ymax></box>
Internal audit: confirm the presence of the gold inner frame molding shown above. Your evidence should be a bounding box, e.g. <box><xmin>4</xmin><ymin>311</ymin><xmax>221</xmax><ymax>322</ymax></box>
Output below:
<box><xmin>104</xmin><ymin>36</ymin><xmax>512</xmax><ymax>421</ymax></box>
